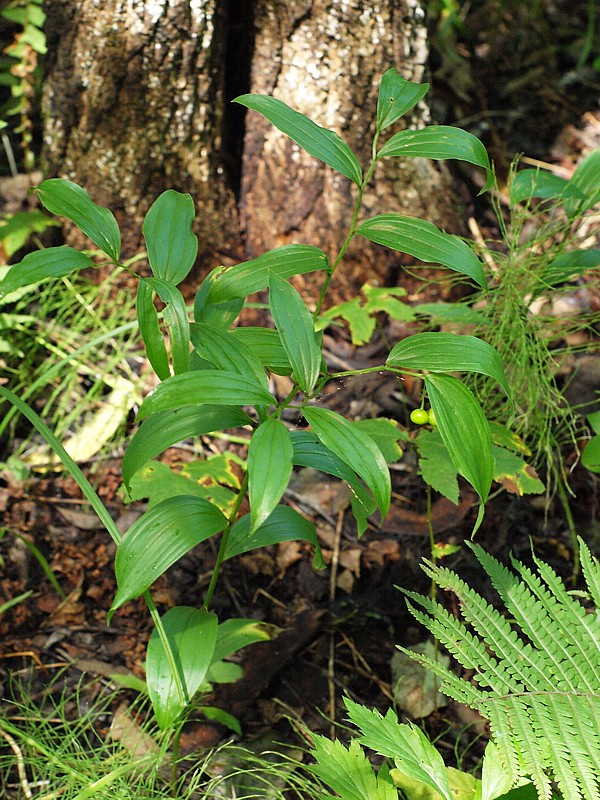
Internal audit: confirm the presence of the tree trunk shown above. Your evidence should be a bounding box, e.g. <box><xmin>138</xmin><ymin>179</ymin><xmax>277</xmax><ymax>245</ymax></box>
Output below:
<box><xmin>42</xmin><ymin>0</ymin><xmax>464</xmax><ymax>296</ymax></box>
<box><xmin>42</xmin><ymin>0</ymin><xmax>240</xmax><ymax>266</ymax></box>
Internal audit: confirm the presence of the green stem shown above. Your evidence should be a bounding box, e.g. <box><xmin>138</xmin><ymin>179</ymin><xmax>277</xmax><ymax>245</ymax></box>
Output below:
<box><xmin>203</xmin><ymin>472</ymin><xmax>250</xmax><ymax>610</ymax></box>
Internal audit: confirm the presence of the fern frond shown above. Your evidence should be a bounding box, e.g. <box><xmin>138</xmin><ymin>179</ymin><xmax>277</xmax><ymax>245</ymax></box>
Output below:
<box><xmin>579</xmin><ymin>537</ymin><xmax>600</xmax><ymax>611</ymax></box>
<box><xmin>402</xmin><ymin>543</ymin><xmax>600</xmax><ymax>800</ymax></box>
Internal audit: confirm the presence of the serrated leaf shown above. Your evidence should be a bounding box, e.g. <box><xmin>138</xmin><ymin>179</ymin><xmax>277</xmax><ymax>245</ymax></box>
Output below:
<box><xmin>123</xmin><ymin>405</ymin><xmax>251</xmax><ymax>488</ymax></box>
<box><xmin>248</xmin><ymin>418</ymin><xmax>293</xmax><ymax>532</ymax></box>
<box><xmin>206</xmin><ymin>244</ymin><xmax>329</xmax><ymax>304</ymax></box>
<box><xmin>269</xmin><ymin>272</ymin><xmax>321</xmax><ymax>393</ymax></box>
<box><xmin>142</xmin><ymin>190</ymin><xmax>198</xmax><ymax>285</ymax></box>
<box><xmin>145</xmin><ymin>278</ymin><xmax>190</xmax><ymax>374</ymax></box>
<box><xmin>111</xmin><ymin>496</ymin><xmax>227</xmax><ymax>613</ymax></box>
<box><xmin>136</xmin><ymin>280</ymin><xmax>170</xmax><ymax>380</ymax></box>
<box><xmin>425</xmin><ymin>375</ymin><xmax>493</xmax><ymax>528</ymax></box>
<box><xmin>492</xmin><ymin>446</ymin><xmax>544</xmax><ymax>495</ymax></box>
<box><xmin>377</xmin><ymin>69</ymin><xmax>429</xmax><ymax>131</ymax></box>
<box><xmin>230</xmin><ymin>327</ymin><xmax>292</xmax><ymax>375</ymax></box>
<box><xmin>416</xmin><ymin>429</ymin><xmax>460</xmax><ymax>504</ymax></box>
<box><xmin>357</xmin><ymin>214</ymin><xmax>486</xmax><ymax>288</ymax></box>
<box><xmin>190</xmin><ymin>322</ymin><xmax>268</xmax><ymax>389</ymax></box>
<box><xmin>146</xmin><ymin>607</ymin><xmax>217</xmax><ymax>729</ymax></box>
<box><xmin>353</xmin><ymin>417</ymin><xmax>407</xmax><ymax>463</ymax></box>
<box><xmin>378</xmin><ymin>127</ymin><xmax>493</xmax><ymax>191</ymax></box>
<box><xmin>481</xmin><ymin>742</ymin><xmax>515</xmax><ymax>800</ymax></box>
<box><xmin>320</xmin><ymin>284</ymin><xmax>415</xmax><ymax>345</ymax></box>
<box><xmin>0</xmin><ymin>246</ymin><xmax>93</xmax><ymax>298</ymax></box>
<box><xmin>224</xmin><ymin>505</ymin><xmax>323</xmax><ymax>568</ymax></box>
<box><xmin>310</xmin><ymin>735</ymin><xmax>394</xmax><ymax>800</ymax></box>
<box><xmin>387</xmin><ymin>332</ymin><xmax>510</xmax><ymax>398</ymax></box>
<box><xmin>235</xmin><ymin>94</ymin><xmax>362</xmax><ymax>185</ymax></box>
<box><xmin>37</xmin><ymin>179</ymin><xmax>121</xmax><ymax>261</ymax></box>
<box><xmin>137</xmin><ymin>371</ymin><xmax>273</xmax><ymax>419</ymax></box>
<box><xmin>303</xmin><ymin>407</ymin><xmax>390</xmax><ymax>518</ymax></box>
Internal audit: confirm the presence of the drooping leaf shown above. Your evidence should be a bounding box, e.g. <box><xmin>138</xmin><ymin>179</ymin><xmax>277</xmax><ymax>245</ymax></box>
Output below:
<box><xmin>144</xmin><ymin>277</ymin><xmax>190</xmax><ymax>374</ymax></box>
<box><xmin>206</xmin><ymin>245</ymin><xmax>328</xmax><ymax>304</ymax></box>
<box><xmin>190</xmin><ymin>322</ymin><xmax>268</xmax><ymax>389</ymax></box>
<box><xmin>37</xmin><ymin>179</ymin><xmax>121</xmax><ymax>261</ymax></box>
<box><xmin>234</xmin><ymin>94</ymin><xmax>362</xmax><ymax>185</ymax></box>
<box><xmin>0</xmin><ymin>246</ymin><xmax>93</xmax><ymax>298</ymax></box>
<box><xmin>424</xmin><ymin>374</ymin><xmax>493</xmax><ymax>526</ymax></box>
<box><xmin>387</xmin><ymin>332</ymin><xmax>510</xmax><ymax>398</ymax></box>
<box><xmin>509</xmin><ymin>169</ymin><xmax>576</xmax><ymax>206</ymax></box>
<box><xmin>303</xmin><ymin>406</ymin><xmax>390</xmax><ymax>518</ymax></box>
<box><xmin>230</xmin><ymin>327</ymin><xmax>292</xmax><ymax>375</ymax></box>
<box><xmin>137</xmin><ymin>371</ymin><xmax>273</xmax><ymax>419</ymax></box>
<box><xmin>142</xmin><ymin>190</ymin><xmax>198</xmax><ymax>286</ymax></box>
<box><xmin>416</xmin><ymin>428</ymin><xmax>460</xmax><ymax>505</ymax></box>
<box><xmin>269</xmin><ymin>272</ymin><xmax>321</xmax><ymax>394</ymax></box>
<box><xmin>224</xmin><ymin>504</ymin><xmax>323</xmax><ymax>568</ymax></box>
<box><xmin>123</xmin><ymin>405</ymin><xmax>251</xmax><ymax>488</ymax></box>
<box><xmin>378</xmin><ymin>127</ymin><xmax>493</xmax><ymax>191</ymax></box>
<box><xmin>136</xmin><ymin>280</ymin><xmax>170</xmax><ymax>380</ymax></box>
<box><xmin>377</xmin><ymin>69</ymin><xmax>429</xmax><ymax>131</ymax></box>
<box><xmin>248</xmin><ymin>418</ymin><xmax>293</xmax><ymax>532</ymax></box>
<box><xmin>111</xmin><ymin>496</ymin><xmax>227</xmax><ymax>613</ymax></box>
<box><xmin>146</xmin><ymin>607</ymin><xmax>217</xmax><ymax>729</ymax></box>
<box><xmin>357</xmin><ymin>214</ymin><xmax>486</xmax><ymax>288</ymax></box>
<box><xmin>211</xmin><ymin>618</ymin><xmax>272</xmax><ymax>663</ymax></box>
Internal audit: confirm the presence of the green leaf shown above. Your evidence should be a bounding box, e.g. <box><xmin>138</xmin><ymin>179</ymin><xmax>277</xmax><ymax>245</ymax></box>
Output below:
<box><xmin>582</xmin><ymin>435</ymin><xmax>600</xmax><ymax>473</ymax></box>
<box><xmin>142</xmin><ymin>190</ymin><xmax>198</xmax><ymax>286</ymax></box>
<box><xmin>414</xmin><ymin>302</ymin><xmax>486</xmax><ymax>326</ymax></box>
<box><xmin>198</xmin><ymin>705</ymin><xmax>241</xmax><ymax>735</ymax></box>
<box><xmin>481</xmin><ymin>742</ymin><xmax>516</xmax><ymax>800</ymax></box>
<box><xmin>269</xmin><ymin>272</ymin><xmax>321</xmax><ymax>394</ymax></box>
<box><xmin>377</xmin><ymin>69</ymin><xmax>429</xmax><ymax>131</ymax></box>
<box><xmin>194</xmin><ymin>266</ymin><xmax>244</xmax><ymax>328</ymax></box>
<box><xmin>123</xmin><ymin>405</ymin><xmax>251</xmax><ymax>488</ymax></box>
<box><xmin>344</xmin><ymin>698</ymin><xmax>453</xmax><ymax>800</ymax></box>
<box><xmin>146</xmin><ymin>607</ymin><xmax>217</xmax><ymax>729</ymax></box>
<box><xmin>353</xmin><ymin>417</ymin><xmax>408</xmax><ymax>464</ymax></box>
<box><xmin>303</xmin><ymin>407</ymin><xmax>390</xmax><ymax>518</ymax></box>
<box><xmin>425</xmin><ymin>374</ymin><xmax>493</xmax><ymax>527</ymax></box>
<box><xmin>587</xmin><ymin>411</ymin><xmax>600</xmax><ymax>435</ymax></box>
<box><xmin>224</xmin><ymin>505</ymin><xmax>324</xmax><ymax>569</ymax></box>
<box><xmin>234</xmin><ymin>94</ymin><xmax>362</xmax><ymax>185</ymax></box>
<box><xmin>190</xmin><ymin>322</ymin><xmax>268</xmax><ymax>389</ymax></box>
<box><xmin>509</xmin><ymin>170</ymin><xmax>575</xmax><ymax>206</ymax></box>
<box><xmin>387</xmin><ymin>332</ymin><xmax>510</xmax><ymax>398</ymax></box>
<box><xmin>537</xmin><ymin>248</ymin><xmax>600</xmax><ymax>290</ymax></box>
<box><xmin>137</xmin><ymin>371</ymin><xmax>273</xmax><ymax>419</ymax></box>
<box><xmin>489</xmin><ymin>422</ymin><xmax>531</xmax><ymax>456</ymax></box>
<box><xmin>319</xmin><ymin>284</ymin><xmax>415</xmax><ymax>345</ymax></box>
<box><xmin>37</xmin><ymin>179</ymin><xmax>121</xmax><ymax>261</ymax></box>
<box><xmin>416</xmin><ymin>429</ymin><xmax>460</xmax><ymax>505</ymax></box>
<box><xmin>211</xmin><ymin>618</ymin><xmax>272</xmax><ymax>663</ymax></box>
<box><xmin>492</xmin><ymin>446</ymin><xmax>544</xmax><ymax>495</ymax></box>
<box><xmin>0</xmin><ymin>247</ymin><xmax>93</xmax><ymax>299</ymax></box>
<box><xmin>136</xmin><ymin>280</ymin><xmax>170</xmax><ymax>380</ymax></box>
<box><xmin>378</xmin><ymin>127</ymin><xmax>493</xmax><ymax>191</ymax></box>
<box><xmin>569</xmin><ymin>148</ymin><xmax>600</xmax><ymax>212</ymax></box>
<box><xmin>248</xmin><ymin>419</ymin><xmax>293</xmax><ymax>532</ymax></box>
<box><xmin>111</xmin><ymin>496</ymin><xmax>227</xmax><ymax>613</ymax></box>
<box><xmin>357</xmin><ymin>214</ymin><xmax>486</xmax><ymax>288</ymax></box>
<box><xmin>310</xmin><ymin>735</ymin><xmax>397</xmax><ymax>800</ymax></box>
<box><xmin>0</xmin><ymin>209</ymin><xmax>60</xmax><ymax>259</ymax></box>
<box><xmin>206</xmin><ymin>244</ymin><xmax>329</xmax><ymax>304</ymax></box>
<box><xmin>230</xmin><ymin>327</ymin><xmax>292</xmax><ymax>375</ymax></box>
<box><xmin>145</xmin><ymin>278</ymin><xmax>190</xmax><ymax>374</ymax></box>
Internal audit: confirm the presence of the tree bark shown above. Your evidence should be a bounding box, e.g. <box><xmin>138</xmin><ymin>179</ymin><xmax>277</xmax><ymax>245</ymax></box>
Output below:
<box><xmin>42</xmin><ymin>0</ymin><xmax>239</xmax><ymax>266</ymax></box>
<box><xmin>241</xmin><ymin>0</ymin><xmax>463</xmax><ymax>301</ymax></box>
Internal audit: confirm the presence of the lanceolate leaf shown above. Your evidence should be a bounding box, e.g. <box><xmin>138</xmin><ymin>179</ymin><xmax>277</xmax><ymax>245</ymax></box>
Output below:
<box><xmin>146</xmin><ymin>607</ymin><xmax>217</xmax><ymax>729</ymax></box>
<box><xmin>0</xmin><ymin>246</ymin><xmax>94</xmax><ymax>298</ymax></box>
<box><xmin>137</xmin><ymin>371</ymin><xmax>273</xmax><ymax>419</ymax></box>
<box><xmin>190</xmin><ymin>322</ymin><xmax>268</xmax><ymax>390</ymax></box>
<box><xmin>234</xmin><ymin>94</ymin><xmax>362</xmax><ymax>185</ymax></box>
<box><xmin>537</xmin><ymin>248</ymin><xmax>600</xmax><ymax>290</ymax></box>
<box><xmin>248</xmin><ymin>418</ymin><xmax>293</xmax><ymax>532</ymax></box>
<box><xmin>145</xmin><ymin>277</ymin><xmax>190</xmax><ymax>375</ymax></box>
<box><xmin>224</xmin><ymin>505</ymin><xmax>323</xmax><ymax>568</ymax></box>
<box><xmin>122</xmin><ymin>405</ymin><xmax>252</xmax><ymax>488</ymax></box>
<box><xmin>136</xmin><ymin>280</ymin><xmax>170</xmax><ymax>380</ymax></box>
<box><xmin>356</xmin><ymin>215</ymin><xmax>486</xmax><ymax>288</ymax></box>
<box><xmin>230</xmin><ymin>327</ymin><xmax>292</xmax><ymax>375</ymax></box>
<box><xmin>37</xmin><ymin>179</ymin><xmax>121</xmax><ymax>261</ymax></box>
<box><xmin>378</xmin><ymin>127</ymin><xmax>493</xmax><ymax>191</ymax></box>
<box><xmin>303</xmin><ymin>407</ymin><xmax>390</xmax><ymax>518</ymax></box>
<box><xmin>206</xmin><ymin>245</ymin><xmax>329</xmax><ymax>304</ymax></box>
<box><xmin>387</xmin><ymin>332</ymin><xmax>510</xmax><ymax>397</ymax></box>
<box><xmin>194</xmin><ymin>266</ymin><xmax>244</xmax><ymax>329</ymax></box>
<box><xmin>212</xmin><ymin>618</ymin><xmax>272</xmax><ymax>663</ymax></box>
<box><xmin>111</xmin><ymin>496</ymin><xmax>227</xmax><ymax>613</ymax></box>
<box><xmin>569</xmin><ymin>148</ymin><xmax>600</xmax><ymax>211</ymax></box>
<box><xmin>142</xmin><ymin>190</ymin><xmax>198</xmax><ymax>286</ymax></box>
<box><xmin>509</xmin><ymin>170</ymin><xmax>575</xmax><ymax>206</ymax></box>
<box><xmin>377</xmin><ymin>69</ymin><xmax>429</xmax><ymax>131</ymax></box>
<box><xmin>269</xmin><ymin>272</ymin><xmax>321</xmax><ymax>394</ymax></box>
<box><xmin>425</xmin><ymin>374</ymin><xmax>493</xmax><ymax>527</ymax></box>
